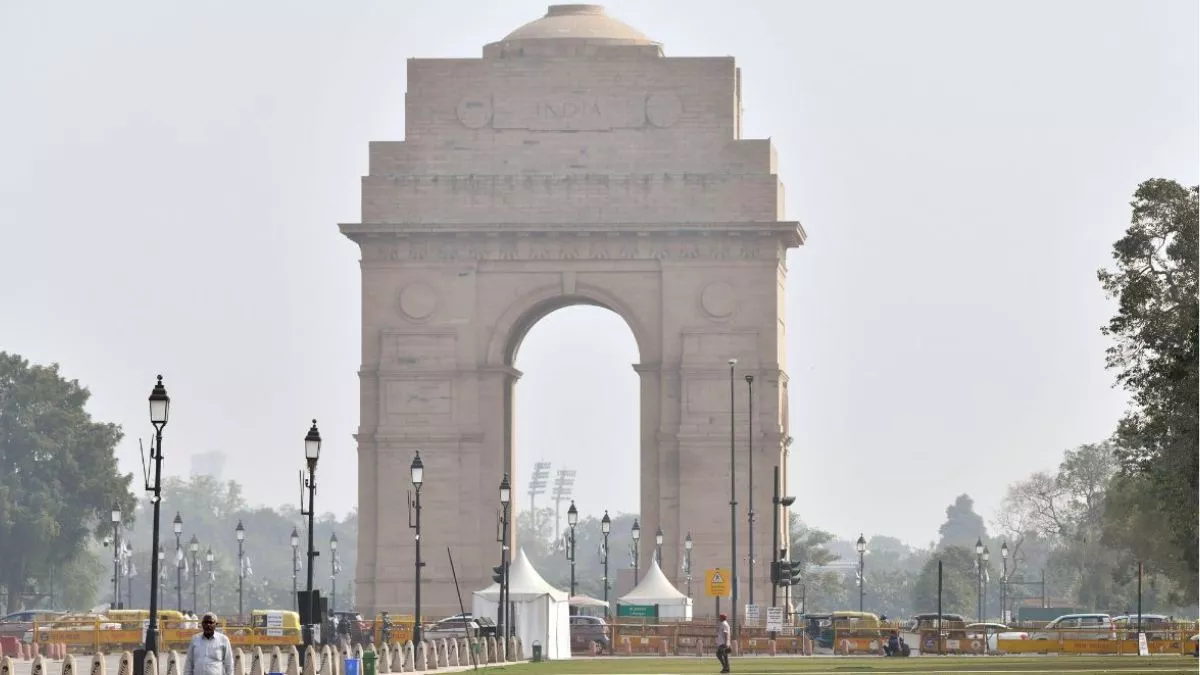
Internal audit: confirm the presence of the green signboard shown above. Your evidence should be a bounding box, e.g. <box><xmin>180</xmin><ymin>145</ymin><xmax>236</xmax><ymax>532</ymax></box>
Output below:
<box><xmin>617</xmin><ymin>604</ymin><xmax>658</xmax><ymax>618</ymax></box>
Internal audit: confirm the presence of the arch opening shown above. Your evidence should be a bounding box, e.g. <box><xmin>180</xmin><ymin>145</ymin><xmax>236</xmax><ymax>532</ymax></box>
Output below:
<box><xmin>510</xmin><ymin>303</ymin><xmax>642</xmax><ymax>600</ymax></box>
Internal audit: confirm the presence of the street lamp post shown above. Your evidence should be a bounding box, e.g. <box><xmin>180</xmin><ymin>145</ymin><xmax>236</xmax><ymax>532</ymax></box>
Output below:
<box><xmin>173</xmin><ymin>513</ymin><xmax>183</xmax><ymax>611</ymax></box>
<box><xmin>236</xmin><ymin>521</ymin><xmax>246</xmax><ymax>622</ymax></box>
<box><xmin>684</xmin><ymin>533</ymin><xmax>694</xmax><ymax>597</ymax></box>
<box><xmin>111</xmin><ymin>502</ymin><xmax>121</xmax><ymax>609</ymax></box>
<box><xmin>301</xmin><ymin>420</ymin><xmax>322</xmax><ymax>653</ymax></box>
<box><xmin>205</xmin><ymin>549</ymin><xmax>214</xmax><ymax>612</ymax></box>
<box><xmin>157</xmin><ymin>546</ymin><xmax>165</xmax><ymax>609</ymax></box>
<box><xmin>189</xmin><ymin>535</ymin><xmax>199</xmax><ymax>613</ymax></box>
<box><xmin>727</xmin><ymin>358</ymin><xmax>739</xmax><ymax>636</ymax></box>
<box><xmin>982</xmin><ymin>546</ymin><xmax>990</xmax><ymax>621</ymax></box>
<box><xmin>1000</xmin><ymin>542</ymin><xmax>1009</xmax><ymax>623</ymax></box>
<box><xmin>145</xmin><ymin>375</ymin><xmax>170</xmax><ymax>654</ymax></box>
<box><xmin>745</xmin><ymin>373</ymin><xmax>755</xmax><ymax>608</ymax></box>
<box><xmin>600</xmin><ymin>511</ymin><xmax>611</xmax><ymax>618</ymax></box>
<box><xmin>974</xmin><ymin>538</ymin><xmax>984</xmax><ymax>623</ymax></box>
<box><xmin>566</xmin><ymin>501</ymin><xmax>578</xmax><ymax>603</ymax></box>
<box><xmin>855</xmin><ymin>534</ymin><xmax>867</xmax><ymax>612</ymax></box>
<box><xmin>498</xmin><ymin>474</ymin><xmax>511</xmax><ymax>641</ymax></box>
<box><xmin>291</xmin><ymin>529</ymin><xmax>300</xmax><ymax>613</ymax></box>
<box><xmin>329</xmin><ymin>533</ymin><xmax>338</xmax><ymax>613</ymax></box>
<box><xmin>631</xmin><ymin>519</ymin><xmax>641</xmax><ymax>583</ymax></box>
<box><xmin>654</xmin><ymin>527</ymin><xmax>664</xmax><ymax>565</ymax></box>
<box><xmin>409</xmin><ymin>451</ymin><xmax>424</xmax><ymax>644</ymax></box>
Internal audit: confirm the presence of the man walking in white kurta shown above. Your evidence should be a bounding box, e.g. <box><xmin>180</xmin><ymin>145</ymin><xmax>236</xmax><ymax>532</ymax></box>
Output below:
<box><xmin>185</xmin><ymin>612</ymin><xmax>233</xmax><ymax>675</ymax></box>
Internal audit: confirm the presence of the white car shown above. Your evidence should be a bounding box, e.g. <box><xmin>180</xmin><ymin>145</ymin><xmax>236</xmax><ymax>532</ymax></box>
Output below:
<box><xmin>1030</xmin><ymin>613</ymin><xmax>1116</xmax><ymax>641</ymax></box>
<box><xmin>966</xmin><ymin>622</ymin><xmax>1028</xmax><ymax>652</ymax></box>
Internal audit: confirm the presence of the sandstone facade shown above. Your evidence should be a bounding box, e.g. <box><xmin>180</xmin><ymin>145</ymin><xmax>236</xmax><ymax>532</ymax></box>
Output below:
<box><xmin>341</xmin><ymin>4</ymin><xmax>804</xmax><ymax>621</ymax></box>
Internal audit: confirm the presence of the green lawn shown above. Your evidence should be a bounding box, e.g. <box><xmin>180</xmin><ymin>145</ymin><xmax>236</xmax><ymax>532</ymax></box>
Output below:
<box><xmin>465</xmin><ymin>655</ymin><xmax>1196</xmax><ymax>675</ymax></box>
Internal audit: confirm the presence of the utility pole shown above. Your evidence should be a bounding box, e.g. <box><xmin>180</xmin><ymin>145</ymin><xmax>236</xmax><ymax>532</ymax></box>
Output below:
<box><xmin>551</xmin><ymin>469</ymin><xmax>576</xmax><ymax>542</ymax></box>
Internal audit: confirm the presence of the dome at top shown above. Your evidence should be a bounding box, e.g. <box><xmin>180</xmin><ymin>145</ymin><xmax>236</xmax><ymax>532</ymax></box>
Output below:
<box><xmin>498</xmin><ymin>5</ymin><xmax>657</xmax><ymax>46</ymax></box>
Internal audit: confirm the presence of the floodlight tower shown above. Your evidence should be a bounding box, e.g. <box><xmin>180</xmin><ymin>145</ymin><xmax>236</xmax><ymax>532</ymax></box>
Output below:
<box><xmin>528</xmin><ymin>460</ymin><xmax>552</xmax><ymax>533</ymax></box>
<box><xmin>551</xmin><ymin>469</ymin><xmax>577</xmax><ymax>542</ymax></box>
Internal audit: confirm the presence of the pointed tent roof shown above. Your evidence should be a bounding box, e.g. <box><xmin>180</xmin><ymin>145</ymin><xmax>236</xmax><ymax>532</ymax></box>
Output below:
<box><xmin>618</xmin><ymin>559</ymin><xmax>690</xmax><ymax>604</ymax></box>
<box><xmin>473</xmin><ymin>548</ymin><xmax>568</xmax><ymax>601</ymax></box>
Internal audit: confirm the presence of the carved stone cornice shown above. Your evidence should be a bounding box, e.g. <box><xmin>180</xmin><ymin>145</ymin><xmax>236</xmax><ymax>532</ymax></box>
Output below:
<box><xmin>346</xmin><ymin>227</ymin><xmax>803</xmax><ymax>263</ymax></box>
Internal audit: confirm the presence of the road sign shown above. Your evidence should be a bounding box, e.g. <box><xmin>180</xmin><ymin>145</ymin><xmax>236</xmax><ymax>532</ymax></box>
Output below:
<box><xmin>766</xmin><ymin>607</ymin><xmax>784</xmax><ymax>632</ymax></box>
<box><xmin>744</xmin><ymin>604</ymin><xmax>760</xmax><ymax>626</ymax></box>
<box><xmin>617</xmin><ymin>604</ymin><xmax>658</xmax><ymax>618</ymax></box>
<box><xmin>705</xmin><ymin>568</ymin><xmax>731</xmax><ymax>597</ymax></box>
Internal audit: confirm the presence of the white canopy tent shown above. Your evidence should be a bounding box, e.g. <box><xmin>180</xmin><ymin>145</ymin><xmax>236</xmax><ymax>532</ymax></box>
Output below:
<box><xmin>472</xmin><ymin>548</ymin><xmax>572</xmax><ymax>660</ymax></box>
<box><xmin>617</xmin><ymin>559</ymin><xmax>693</xmax><ymax>620</ymax></box>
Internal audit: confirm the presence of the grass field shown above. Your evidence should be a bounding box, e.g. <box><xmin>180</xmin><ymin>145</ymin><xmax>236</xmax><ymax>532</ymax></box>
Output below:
<box><xmin>463</xmin><ymin>655</ymin><xmax>1197</xmax><ymax>675</ymax></box>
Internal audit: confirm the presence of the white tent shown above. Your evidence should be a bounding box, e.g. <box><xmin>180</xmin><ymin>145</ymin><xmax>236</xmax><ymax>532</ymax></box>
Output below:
<box><xmin>617</xmin><ymin>559</ymin><xmax>693</xmax><ymax>620</ymax></box>
<box><xmin>472</xmin><ymin>549</ymin><xmax>572</xmax><ymax>660</ymax></box>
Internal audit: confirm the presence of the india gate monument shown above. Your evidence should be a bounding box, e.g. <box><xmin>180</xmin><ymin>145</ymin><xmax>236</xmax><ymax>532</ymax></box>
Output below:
<box><xmin>340</xmin><ymin>4</ymin><xmax>805</xmax><ymax>620</ymax></box>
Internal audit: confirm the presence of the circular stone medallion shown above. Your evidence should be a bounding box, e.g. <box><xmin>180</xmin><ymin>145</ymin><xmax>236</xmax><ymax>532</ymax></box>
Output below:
<box><xmin>399</xmin><ymin>283</ymin><xmax>438</xmax><ymax>321</ymax></box>
<box><xmin>646</xmin><ymin>93</ymin><xmax>683</xmax><ymax>128</ymax></box>
<box><xmin>456</xmin><ymin>95</ymin><xmax>493</xmax><ymax>129</ymax></box>
<box><xmin>700</xmin><ymin>281</ymin><xmax>737</xmax><ymax>319</ymax></box>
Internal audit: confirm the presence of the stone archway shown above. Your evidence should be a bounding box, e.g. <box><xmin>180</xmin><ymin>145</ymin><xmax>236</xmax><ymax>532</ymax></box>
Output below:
<box><xmin>341</xmin><ymin>4</ymin><xmax>804</xmax><ymax>620</ymax></box>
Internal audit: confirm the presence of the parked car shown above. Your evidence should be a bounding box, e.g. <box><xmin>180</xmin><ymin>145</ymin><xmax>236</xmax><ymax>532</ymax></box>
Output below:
<box><xmin>422</xmin><ymin>616</ymin><xmax>494</xmax><ymax>641</ymax></box>
<box><xmin>965</xmin><ymin>622</ymin><xmax>1029</xmax><ymax>651</ymax></box>
<box><xmin>1112</xmin><ymin>614</ymin><xmax>1173</xmax><ymax>641</ymax></box>
<box><xmin>569</xmin><ymin>615</ymin><xmax>610</xmax><ymax>651</ymax></box>
<box><xmin>0</xmin><ymin>611</ymin><xmax>65</xmax><ymax>641</ymax></box>
<box><xmin>1030</xmin><ymin>613</ymin><xmax>1116</xmax><ymax>641</ymax></box>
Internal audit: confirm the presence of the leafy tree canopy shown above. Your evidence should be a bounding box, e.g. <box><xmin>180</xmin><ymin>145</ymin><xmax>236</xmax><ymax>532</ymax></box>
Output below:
<box><xmin>0</xmin><ymin>353</ymin><xmax>135</xmax><ymax>612</ymax></box>
<box><xmin>1098</xmin><ymin>178</ymin><xmax>1198</xmax><ymax>597</ymax></box>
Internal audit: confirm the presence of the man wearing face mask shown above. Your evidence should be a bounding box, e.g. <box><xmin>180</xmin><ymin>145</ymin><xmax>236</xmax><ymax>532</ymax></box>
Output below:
<box><xmin>185</xmin><ymin>613</ymin><xmax>233</xmax><ymax>675</ymax></box>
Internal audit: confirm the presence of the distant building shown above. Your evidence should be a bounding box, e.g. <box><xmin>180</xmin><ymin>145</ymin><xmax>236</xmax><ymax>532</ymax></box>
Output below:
<box><xmin>189</xmin><ymin>451</ymin><xmax>226</xmax><ymax>480</ymax></box>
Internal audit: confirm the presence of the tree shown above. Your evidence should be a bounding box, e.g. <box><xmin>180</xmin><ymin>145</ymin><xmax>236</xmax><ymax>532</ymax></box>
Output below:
<box><xmin>911</xmin><ymin>546</ymin><xmax>979</xmax><ymax>618</ymax></box>
<box><xmin>0</xmin><ymin>353</ymin><xmax>135</xmax><ymax>612</ymax></box>
<box><xmin>1098</xmin><ymin>178</ymin><xmax>1198</xmax><ymax>597</ymax></box>
<box><xmin>937</xmin><ymin>494</ymin><xmax>987</xmax><ymax>550</ymax></box>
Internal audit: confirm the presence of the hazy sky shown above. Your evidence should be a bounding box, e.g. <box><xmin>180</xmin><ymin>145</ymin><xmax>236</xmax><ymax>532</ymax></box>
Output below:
<box><xmin>2</xmin><ymin>1</ymin><xmax>1196</xmax><ymax>549</ymax></box>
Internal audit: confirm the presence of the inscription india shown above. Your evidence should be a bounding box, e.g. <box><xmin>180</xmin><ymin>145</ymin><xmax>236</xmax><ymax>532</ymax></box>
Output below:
<box><xmin>492</xmin><ymin>93</ymin><xmax>648</xmax><ymax>131</ymax></box>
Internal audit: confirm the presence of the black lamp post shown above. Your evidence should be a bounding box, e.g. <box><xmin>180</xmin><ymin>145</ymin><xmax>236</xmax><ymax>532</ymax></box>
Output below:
<box><xmin>745</xmin><ymin>373</ymin><xmax>755</xmax><ymax>608</ymax></box>
<box><xmin>566</xmin><ymin>501</ymin><xmax>578</xmax><ymax>602</ymax></box>
<box><xmin>600</xmin><ymin>511</ymin><xmax>611</xmax><ymax>616</ymax></box>
<box><xmin>205</xmin><ymin>548</ymin><xmax>214</xmax><ymax>612</ymax></box>
<box><xmin>172</xmin><ymin>512</ymin><xmax>184</xmax><ymax>611</ymax></box>
<box><xmin>236</xmin><ymin>520</ymin><xmax>246</xmax><ymax>622</ymax></box>
<box><xmin>189</xmin><ymin>535</ymin><xmax>199</xmax><ymax>613</ymax></box>
<box><xmin>727</xmin><ymin>357</ymin><xmax>739</xmax><ymax>636</ymax></box>
<box><xmin>974</xmin><ymin>538</ymin><xmax>984</xmax><ymax>623</ymax></box>
<box><xmin>982</xmin><ymin>546</ymin><xmax>990</xmax><ymax>621</ymax></box>
<box><xmin>291</xmin><ymin>528</ymin><xmax>300</xmax><ymax>613</ymax></box>
<box><xmin>157</xmin><ymin>546</ymin><xmax>165</xmax><ymax>610</ymax></box>
<box><xmin>330</xmin><ymin>533</ymin><xmax>339</xmax><ymax>613</ymax></box>
<box><xmin>409</xmin><ymin>451</ymin><xmax>424</xmax><ymax>644</ymax></box>
<box><xmin>110</xmin><ymin>502</ymin><xmax>121</xmax><ymax>609</ymax></box>
<box><xmin>301</xmin><ymin>420</ymin><xmax>321</xmax><ymax>652</ymax></box>
<box><xmin>1000</xmin><ymin>541</ymin><xmax>1009</xmax><ymax>623</ymax></box>
<box><xmin>855</xmin><ymin>534</ymin><xmax>867</xmax><ymax>612</ymax></box>
<box><xmin>631</xmin><ymin>519</ymin><xmax>641</xmax><ymax>583</ymax></box>
<box><xmin>684</xmin><ymin>533</ymin><xmax>694</xmax><ymax>597</ymax></box>
<box><xmin>655</xmin><ymin>527</ymin><xmax>664</xmax><ymax>565</ymax></box>
<box><xmin>145</xmin><ymin>375</ymin><xmax>169</xmax><ymax>654</ymax></box>
<box><xmin>498</xmin><ymin>474</ymin><xmax>511</xmax><ymax>641</ymax></box>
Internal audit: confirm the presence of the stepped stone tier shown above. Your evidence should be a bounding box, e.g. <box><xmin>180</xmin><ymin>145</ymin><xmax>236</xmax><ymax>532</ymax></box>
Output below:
<box><xmin>342</xmin><ymin>4</ymin><xmax>804</xmax><ymax>620</ymax></box>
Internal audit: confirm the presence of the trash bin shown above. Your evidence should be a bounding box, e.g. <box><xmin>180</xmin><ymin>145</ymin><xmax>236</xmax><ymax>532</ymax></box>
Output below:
<box><xmin>343</xmin><ymin>658</ymin><xmax>361</xmax><ymax>675</ymax></box>
<box><xmin>532</xmin><ymin>640</ymin><xmax>542</xmax><ymax>663</ymax></box>
<box><xmin>362</xmin><ymin>648</ymin><xmax>376</xmax><ymax>675</ymax></box>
